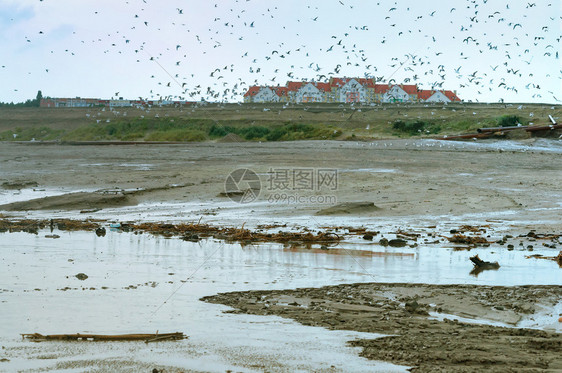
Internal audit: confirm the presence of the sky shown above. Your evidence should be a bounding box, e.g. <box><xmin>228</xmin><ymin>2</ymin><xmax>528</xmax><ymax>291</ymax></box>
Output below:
<box><xmin>0</xmin><ymin>0</ymin><xmax>560</xmax><ymax>104</ymax></box>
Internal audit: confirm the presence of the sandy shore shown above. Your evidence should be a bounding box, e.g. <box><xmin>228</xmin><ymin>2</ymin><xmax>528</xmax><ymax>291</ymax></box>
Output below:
<box><xmin>1</xmin><ymin>138</ymin><xmax>561</xmax><ymax>371</ymax></box>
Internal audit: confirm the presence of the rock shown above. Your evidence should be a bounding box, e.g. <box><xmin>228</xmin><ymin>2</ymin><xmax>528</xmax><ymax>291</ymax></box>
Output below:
<box><xmin>95</xmin><ymin>227</ymin><xmax>106</xmax><ymax>237</ymax></box>
<box><xmin>388</xmin><ymin>239</ymin><xmax>407</xmax><ymax>247</ymax></box>
<box><xmin>379</xmin><ymin>238</ymin><xmax>389</xmax><ymax>246</ymax></box>
<box><xmin>404</xmin><ymin>300</ymin><xmax>429</xmax><ymax>315</ymax></box>
<box><xmin>75</xmin><ymin>273</ymin><xmax>88</xmax><ymax>281</ymax></box>
<box><xmin>363</xmin><ymin>234</ymin><xmax>374</xmax><ymax>240</ymax></box>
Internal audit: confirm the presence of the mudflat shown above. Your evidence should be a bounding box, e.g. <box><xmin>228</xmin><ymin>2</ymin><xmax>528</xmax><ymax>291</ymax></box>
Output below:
<box><xmin>1</xmin><ymin>138</ymin><xmax>561</xmax><ymax>372</ymax></box>
<box><xmin>203</xmin><ymin>283</ymin><xmax>562</xmax><ymax>372</ymax></box>
<box><xmin>1</xmin><ymin>139</ymin><xmax>561</xmax><ymax>222</ymax></box>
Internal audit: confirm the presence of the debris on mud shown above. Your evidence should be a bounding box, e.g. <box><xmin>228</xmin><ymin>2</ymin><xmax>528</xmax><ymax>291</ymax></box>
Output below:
<box><xmin>447</xmin><ymin>234</ymin><xmax>490</xmax><ymax>245</ymax></box>
<box><xmin>0</xmin><ymin>219</ymin><xmax>101</xmax><ymax>234</ymax></box>
<box><xmin>130</xmin><ymin>222</ymin><xmax>341</xmax><ymax>245</ymax></box>
<box><xmin>526</xmin><ymin>251</ymin><xmax>562</xmax><ymax>267</ymax></box>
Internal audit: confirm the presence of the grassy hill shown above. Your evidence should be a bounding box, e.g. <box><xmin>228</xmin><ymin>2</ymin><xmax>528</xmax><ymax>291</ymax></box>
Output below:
<box><xmin>0</xmin><ymin>102</ymin><xmax>560</xmax><ymax>142</ymax></box>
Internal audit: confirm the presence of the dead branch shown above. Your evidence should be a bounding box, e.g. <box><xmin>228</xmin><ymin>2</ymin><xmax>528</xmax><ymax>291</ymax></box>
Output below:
<box><xmin>21</xmin><ymin>332</ymin><xmax>186</xmax><ymax>342</ymax></box>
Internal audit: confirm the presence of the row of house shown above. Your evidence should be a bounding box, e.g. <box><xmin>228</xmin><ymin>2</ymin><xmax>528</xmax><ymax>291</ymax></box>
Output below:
<box><xmin>40</xmin><ymin>97</ymin><xmax>196</xmax><ymax>108</ymax></box>
<box><xmin>244</xmin><ymin>77</ymin><xmax>461</xmax><ymax>104</ymax></box>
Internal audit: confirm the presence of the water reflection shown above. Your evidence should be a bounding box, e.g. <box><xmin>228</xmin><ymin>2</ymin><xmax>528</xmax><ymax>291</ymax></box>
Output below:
<box><xmin>0</xmin><ymin>229</ymin><xmax>560</xmax><ymax>372</ymax></box>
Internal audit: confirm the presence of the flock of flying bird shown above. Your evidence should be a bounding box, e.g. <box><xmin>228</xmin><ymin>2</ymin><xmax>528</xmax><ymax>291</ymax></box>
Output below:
<box><xmin>4</xmin><ymin>0</ymin><xmax>561</xmax><ymax>103</ymax></box>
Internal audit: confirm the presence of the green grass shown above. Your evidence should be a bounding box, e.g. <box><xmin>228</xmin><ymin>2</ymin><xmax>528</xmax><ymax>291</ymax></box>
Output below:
<box><xmin>207</xmin><ymin>123</ymin><xmax>342</xmax><ymax>141</ymax></box>
<box><xmin>0</xmin><ymin>103</ymin><xmax>559</xmax><ymax>142</ymax></box>
<box><xmin>145</xmin><ymin>129</ymin><xmax>207</xmax><ymax>142</ymax></box>
<box><xmin>392</xmin><ymin>120</ymin><xmax>442</xmax><ymax>136</ymax></box>
<box><xmin>0</xmin><ymin>126</ymin><xmax>65</xmax><ymax>141</ymax></box>
<box><xmin>266</xmin><ymin>123</ymin><xmax>342</xmax><ymax>141</ymax></box>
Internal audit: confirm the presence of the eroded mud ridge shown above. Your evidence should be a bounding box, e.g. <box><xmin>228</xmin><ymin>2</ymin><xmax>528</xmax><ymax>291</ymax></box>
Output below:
<box><xmin>203</xmin><ymin>283</ymin><xmax>562</xmax><ymax>372</ymax></box>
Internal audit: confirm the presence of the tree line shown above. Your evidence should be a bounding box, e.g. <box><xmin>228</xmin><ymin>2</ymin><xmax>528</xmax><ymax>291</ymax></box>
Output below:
<box><xmin>0</xmin><ymin>91</ymin><xmax>43</xmax><ymax>107</ymax></box>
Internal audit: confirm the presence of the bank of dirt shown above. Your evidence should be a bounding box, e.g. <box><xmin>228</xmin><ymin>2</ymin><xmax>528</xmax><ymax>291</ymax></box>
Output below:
<box><xmin>203</xmin><ymin>283</ymin><xmax>562</xmax><ymax>372</ymax></box>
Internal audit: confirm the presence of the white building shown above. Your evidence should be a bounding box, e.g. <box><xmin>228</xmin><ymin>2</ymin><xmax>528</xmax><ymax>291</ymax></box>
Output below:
<box><xmin>426</xmin><ymin>90</ymin><xmax>452</xmax><ymax>102</ymax></box>
<box><xmin>255</xmin><ymin>87</ymin><xmax>279</xmax><ymax>103</ymax></box>
<box><xmin>295</xmin><ymin>83</ymin><xmax>329</xmax><ymax>103</ymax></box>
<box><xmin>382</xmin><ymin>85</ymin><xmax>411</xmax><ymax>103</ymax></box>
<box><xmin>337</xmin><ymin>78</ymin><xmax>369</xmax><ymax>103</ymax></box>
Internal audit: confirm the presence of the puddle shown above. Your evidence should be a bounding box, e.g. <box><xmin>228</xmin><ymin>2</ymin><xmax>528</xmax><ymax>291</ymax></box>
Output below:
<box><xmin>0</xmin><ymin>231</ymin><xmax>411</xmax><ymax>372</ymax></box>
<box><xmin>0</xmin><ymin>188</ymin><xmax>97</xmax><ymax>206</ymax></box>
<box><xmin>1</xmin><ymin>229</ymin><xmax>560</xmax><ymax>373</ymax></box>
<box><xmin>117</xmin><ymin>163</ymin><xmax>154</xmax><ymax>170</ymax></box>
<box><xmin>428</xmin><ymin>312</ymin><xmax>512</xmax><ymax>328</ymax></box>
<box><xmin>518</xmin><ymin>301</ymin><xmax>562</xmax><ymax>332</ymax></box>
<box><xmin>340</xmin><ymin>168</ymin><xmax>399</xmax><ymax>173</ymax></box>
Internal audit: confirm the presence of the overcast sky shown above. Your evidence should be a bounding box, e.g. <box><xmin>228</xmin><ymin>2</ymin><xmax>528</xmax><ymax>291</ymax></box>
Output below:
<box><xmin>0</xmin><ymin>0</ymin><xmax>560</xmax><ymax>104</ymax></box>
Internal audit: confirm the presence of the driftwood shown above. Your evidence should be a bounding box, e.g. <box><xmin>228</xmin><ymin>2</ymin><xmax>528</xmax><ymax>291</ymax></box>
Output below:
<box><xmin>21</xmin><ymin>332</ymin><xmax>186</xmax><ymax>343</ymax></box>
<box><xmin>470</xmin><ymin>255</ymin><xmax>500</xmax><ymax>269</ymax></box>
<box><xmin>437</xmin><ymin>116</ymin><xmax>560</xmax><ymax>141</ymax></box>
<box><xmin>469</xmin><ymin>255</ymin><xmax>500</xmax><ymax>276</ymax></box>
<box><xmin>526</xmin><ymin>251</ymin><xmax>562</xmax><ymax>267</ymax></box>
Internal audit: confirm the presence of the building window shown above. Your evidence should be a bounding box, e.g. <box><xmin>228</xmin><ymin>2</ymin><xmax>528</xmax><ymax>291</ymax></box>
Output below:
<box><xmin>303</xmin><ymin>96</ymin><xmax>316</xmax><ymax>103</ymax></box>
<box><xmin>346</xmin><ymin>92</ymin><xmax>360</xmax><ymax>103</ymax></box>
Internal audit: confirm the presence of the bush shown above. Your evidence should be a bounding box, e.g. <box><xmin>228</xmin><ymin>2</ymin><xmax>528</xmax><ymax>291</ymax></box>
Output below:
<box><xmin>392</xmin><ymin>119</ymin><xmax>440</xmax><ymax>135</ymax></box>
<box><xmin>238</xmin><ymin>126</ymin><xmax>270</xmax><ymax>140</ymax></box>
<box><xmin>265</xmin><ymin>127</ymin><xmax>287</xmax><ymax>141</ymax></box>
<box><xmin>208</xmin><ymin>124</ymin><xmax>236</xmax><ymax>138</ymax></box>
<box><xmin>265</xmin><ymin>123</ymin><xmax>341</xmax><ymax>141</ymax></box>
<box><xmin>497</xmin><ymin>115</ymin><xmax>522</xmax><ymax>127</ymax></box>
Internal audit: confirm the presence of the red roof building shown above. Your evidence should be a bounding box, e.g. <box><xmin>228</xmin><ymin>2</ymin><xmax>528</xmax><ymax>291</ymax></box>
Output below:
<box><xmin>243</xmin><ymin>86</ymin><xmax>261</xmax><ymax>98</ymax></box>
<box><xmin>417</xmin><ymin>90</ymin><xmax>434</xmax><ymax>101</ymax></box>
<box><xmin>443</xmin><ymin>90</ymin><xmax>461</xmax><ymax>102</ymax></box>
<box><xmin>243</xmin><ymin>77</ymin><xmax>460</xmax><ymax>103</ymax></box>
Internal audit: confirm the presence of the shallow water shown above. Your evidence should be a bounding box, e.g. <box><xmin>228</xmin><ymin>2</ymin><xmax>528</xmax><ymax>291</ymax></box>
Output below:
<box><xmin>1</xmin><ymin>228</ymin><xmax>560</xmax><ymax>371</ymax></box>
<box><xmin>1</xmin><ymin>231</ymin><xmax>410</xmax><ymax>372</ymax></box>
<box><xmin>0</xmin><ymin>188</ymin><xmax>94</xmax><ymax>206</ymax></box>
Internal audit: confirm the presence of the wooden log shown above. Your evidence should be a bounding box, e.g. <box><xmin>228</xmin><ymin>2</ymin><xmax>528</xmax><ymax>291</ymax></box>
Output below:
<box><xmin>469</xmin><ymin>254</ymin><xmax>500</xmax><ymax>269</ymax></box>
<box><xmin>21</xmin><ymin>332</ymin><xmax>186</xmax><ymax>342</ymax></box>
<box><xmin>525</xmin><ymin>123</ymin><xmax>562</xmax><ymax>132</ymax></box>
<box><xmin>477</xmin><ymin>123</ymin><xmax>562</xmax><ymax>133</ymax></box>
